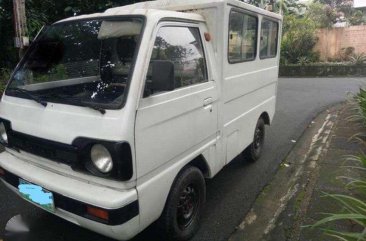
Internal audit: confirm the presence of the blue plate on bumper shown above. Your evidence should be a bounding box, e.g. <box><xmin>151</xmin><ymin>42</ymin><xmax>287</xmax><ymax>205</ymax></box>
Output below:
<box><xmin>18</xmin><ymin>179</ymin><xmax>55</xmax><ymax>212</ymax></box>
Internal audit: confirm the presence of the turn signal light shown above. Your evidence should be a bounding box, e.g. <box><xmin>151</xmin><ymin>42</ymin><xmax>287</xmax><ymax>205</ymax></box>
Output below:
<box><xmin>86</xmin><ymin>206</ymin><xmax>109</xmax><ymax>221</ymax></box>
<box><xmin>0</xmin><ymin>167</ymin><xmax>5</xmax><ymax>176</ymax></box>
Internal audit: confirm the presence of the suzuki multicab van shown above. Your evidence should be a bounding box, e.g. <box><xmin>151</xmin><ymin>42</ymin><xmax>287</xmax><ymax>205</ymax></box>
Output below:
<box><xmin>0</xmin><ymin>0</ymin><xmax>282</xmax><ymax>240</ymax></box>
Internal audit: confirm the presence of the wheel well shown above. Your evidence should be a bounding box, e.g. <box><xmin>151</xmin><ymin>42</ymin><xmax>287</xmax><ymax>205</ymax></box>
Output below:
<box><xmin>189</xmin><ymin>155</ymin><xmax>210</xmax><ymax>178</ymax></box>
<box><xmin>260</xmin><ymin>112</ymin><xmax>271</xmax><ymax>125</ymax></box>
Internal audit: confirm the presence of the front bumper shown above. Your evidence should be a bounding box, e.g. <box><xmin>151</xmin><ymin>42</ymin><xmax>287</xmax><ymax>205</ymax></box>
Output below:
<box><xmin>0</xmin><ymin>151</ymin><xmax>140</xmax><ymax>240</ymax></box>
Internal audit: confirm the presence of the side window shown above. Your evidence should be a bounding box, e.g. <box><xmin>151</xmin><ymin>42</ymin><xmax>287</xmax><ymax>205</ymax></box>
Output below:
<box><xmin>260</xmin><ymin>19</ymin><xmax>279</xmax><ymax>59</ymax></box>
<box><xmin>228</xmin><ymin>10</ymin><xmax>258</xmax><ymax>63</ymax></box>
<box><xmin>144</xmin><ymin>26</ymin><xmax>208</xmax><ymax>96</ymax></box>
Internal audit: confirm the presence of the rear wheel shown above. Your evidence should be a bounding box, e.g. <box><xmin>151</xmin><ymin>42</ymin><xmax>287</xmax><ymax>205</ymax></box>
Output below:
<box><xmin>245</xmin><ymin>117</ymin><xmax>265</xmax><ymax>162</ymax></box>
<box><xmin>158</xmin><ymin>166</ymin><xmax>206</xmax><ymax>241</ymax></box>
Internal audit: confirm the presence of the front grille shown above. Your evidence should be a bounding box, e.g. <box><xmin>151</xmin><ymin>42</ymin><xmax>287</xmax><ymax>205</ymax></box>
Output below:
<box><xmin>8</xmin><ymin>130</ymin><xmax>79</xmax><ymax>165</ymax></box>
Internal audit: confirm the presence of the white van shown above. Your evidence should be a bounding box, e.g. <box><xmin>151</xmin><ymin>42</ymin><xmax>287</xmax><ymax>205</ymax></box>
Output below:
<box><xmin>0</xmin><ymin>0</ymin><xmax>281</xmax><ymax>240</ymax></box>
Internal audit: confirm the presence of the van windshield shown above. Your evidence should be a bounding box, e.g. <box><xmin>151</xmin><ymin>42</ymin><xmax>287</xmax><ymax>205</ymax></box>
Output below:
<box><xmin>6</xmin><ymin>17</ymin><xmax>144</xmax><ymax>110</ymax></box>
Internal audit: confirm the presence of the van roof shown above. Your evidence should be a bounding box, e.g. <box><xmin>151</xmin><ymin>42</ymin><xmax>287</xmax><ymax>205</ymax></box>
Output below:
<box><xmin>58</xmin><ymin>0</ymin><xmax>281</xmax><ymax>24</ymax></box>
<box><xmin>57</xmin><ymin>9</ymin><xmax>205</xmax><ymax>24</ymax></box>
<box><xmin>106</xmin><ymin>0</ymin><xmax>281</xmax><ymax>19</ymax></box>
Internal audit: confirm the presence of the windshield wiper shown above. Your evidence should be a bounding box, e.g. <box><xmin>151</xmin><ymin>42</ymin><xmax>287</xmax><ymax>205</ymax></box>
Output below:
<box><xmin>7</xmin><ymin>88</ymin><xmax>48</xmax><ymax>107</ymax></box>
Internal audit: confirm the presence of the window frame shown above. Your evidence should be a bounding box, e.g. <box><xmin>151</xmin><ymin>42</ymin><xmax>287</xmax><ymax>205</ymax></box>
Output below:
<box><xmin>228</xmin><ymin>9</ymin><xmax>259</xmax><ymax>64</ymax></box>
<box><xmin>6</xmin><ymin>15</ymin><xmax>147</xmax><ymax>111</ymax></box>
<box><xmin>142</xmin><ymin>22</ymin><xmax>210</xmax><ymax>98</ymax></box>
<box><xmin>259</xmin><ymin>17</ymin><xmax>279</xmax><ymax>60</ymax></box>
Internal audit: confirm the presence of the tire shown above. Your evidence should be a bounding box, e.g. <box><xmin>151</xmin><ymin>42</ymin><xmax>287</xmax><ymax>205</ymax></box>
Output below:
<box><xmin>245</xmin><ymin>117</ymin><xmax>266</xmax><ymax>162</ymax></box>
<box><xmin>158</xmin><ymin>166</ymin><xmax>206</xmax><ymax>241</ymax></box>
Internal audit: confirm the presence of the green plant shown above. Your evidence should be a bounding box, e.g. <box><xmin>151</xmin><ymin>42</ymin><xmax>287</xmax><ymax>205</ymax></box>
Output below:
<box><xmin>281</xmin><ymin>15</ymin><xmax>319</xmax><ymax>64</ymax></box>
<box><xmin>308</xmin><ymin>90</ymin><xmax>366</xmax><ymax>241</ymax></box>
<box><xmin>309</xmin><ymin>154</ymin><xmax>366</xmax><ymax>241</ymax></box>
<box><xmin>349</xmin><ymin>10</ymin><xmax>366</xmax><ymax>26</ymax></box>
<box><xmin>297</xmin><ymin>56</ymin><xmax>311</xmax><ymax>65</ymax></box>
<box><xmin>350</xmin><ymin>53</ymin><xmax>366</xmax><ymax>66</ymax></box>
<box><xmin>306</xmin><ymin>2</ymin><xmax>338</xmax><ymax>28</ymax></box>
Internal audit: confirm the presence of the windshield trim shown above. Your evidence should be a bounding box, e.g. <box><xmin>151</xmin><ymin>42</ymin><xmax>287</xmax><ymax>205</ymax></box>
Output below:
<box><xmin>5</xmin><ymin>15</ymin><xmax>147</xmax><ymax>111</ymax></box>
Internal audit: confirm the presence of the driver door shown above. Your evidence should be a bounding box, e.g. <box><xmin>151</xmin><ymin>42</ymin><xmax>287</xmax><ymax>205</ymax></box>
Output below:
<box><xmin>135</xmin><ymin>22</ymin><xmax>219</xmax><ymax>179</ymax></box>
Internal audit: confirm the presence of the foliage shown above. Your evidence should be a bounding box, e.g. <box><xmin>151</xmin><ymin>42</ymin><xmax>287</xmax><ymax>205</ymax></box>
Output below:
<box><xmin>354</xmin><ymin>88</ymin><xmax>366</xmax><ymax>124</ymax></box>
<box><xmin>0</xmin><ymin>0</ymin><xmax>19</xmax><ymax>70</ymax></box>
<box><xmin>306</xmin><ymin>2</ymin><xmax>338</xmax><ymax>28</ymax></box>
<box><xmin>309</xmin><ymin>90</ymin><xmax>366</xmax><ymax>241</ymax></box>
<box><xmin>297</xmin><ymin>56</ymin><xmax>311</xmax><ymax>66</ymax></box>
<box><xmin>281</xmin><ymin>15</ymin><xmax>320</xmax><ymax>64</ymax></box>
<box><xmin>312</xmin><ymin>0</ymin><xmax>366</xmax><ymax>27</ymax></box>
<box><xmin>0</xmin><ymin>0</ymin><xmax>141</xmax><ymax>70</ymax></box>
<box><xmin>349</xmin><ymin>10</ymin><xmax>366</xmax><ymax>26</ymax></box>
<box><xmin>276</xmin><ymin>0</ymin><xmax>306</xmax><ymax>15</ymax></box>
<box><xmin>310</xmin><ymin>191</ymin><xmax>366</xmax><ymax>241</ymax></box>
<box><xmin>244</xmin><ymin>0</ymin><xmax>305</xmax><ymax>15</ymax></box>
<box><xmin>350</xmin><ymin>53</ymin><xmax>366</xmax><ymax>66</ymax></box>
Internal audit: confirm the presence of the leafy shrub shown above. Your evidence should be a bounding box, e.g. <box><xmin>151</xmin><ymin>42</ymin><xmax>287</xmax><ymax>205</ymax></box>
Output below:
<box><xmin>349</xmin><ymin>10</ymin><xmax>366</xmax><ymax>26</ymax></box>
<box><xmin>353</xmin><ymin>88</ymin><xmax>366</xmax><ymax>125</ymax></box>
<box><xmin>281</xmin><ymin>15</ymin><xmax>320</xmax><ymax>64</ymax></box>
<box><xmin>309</xmin><ymin>153</ymin><xmax>366</xmax><ymax>241</ymax></box>
<box><xmin>297</xmin><ymin>56</ymin><xmax>311</xmax><ymax>65</ymax></box>
<box><xmin>350</xmin><ymin>53</ymin><xmax>366</xmax><ymax>66</ymax></box>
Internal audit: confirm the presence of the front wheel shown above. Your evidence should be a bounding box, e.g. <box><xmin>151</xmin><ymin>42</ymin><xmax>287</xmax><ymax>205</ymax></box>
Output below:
<box><xmin>158</xmin><ymin>166</ymin><xmax>206</xmax><ymax>241</ymax></box>
<box><xmin>245</xmin><ymin>117</ymin><xmax>266</xmax><ymax>162</ymax></box>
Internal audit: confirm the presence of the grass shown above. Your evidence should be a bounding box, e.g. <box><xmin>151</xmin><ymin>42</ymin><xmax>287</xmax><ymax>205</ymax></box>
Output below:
<box><xmin>308</xmin><ymin>90</ymin><xmax>366</xmax><ymax>241</ymax></box>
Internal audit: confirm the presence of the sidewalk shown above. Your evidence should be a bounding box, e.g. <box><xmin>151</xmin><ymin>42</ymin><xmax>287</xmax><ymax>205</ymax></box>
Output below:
<box><xmin>229</xmin><ymin>102</ymin><xmax>365</xmax><ymax>241</ymax></box>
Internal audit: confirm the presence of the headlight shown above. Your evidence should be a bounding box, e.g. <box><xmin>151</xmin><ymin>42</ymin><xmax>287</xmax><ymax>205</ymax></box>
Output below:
<box><xmin>90</xmin><ymin>144</ymin><xmax>113</xmax><ymax>173</ymax></box>
<box><xmin>0</xmin><ymin>122</ymin><xmax>8</xmax><ymax>144</ymax></box>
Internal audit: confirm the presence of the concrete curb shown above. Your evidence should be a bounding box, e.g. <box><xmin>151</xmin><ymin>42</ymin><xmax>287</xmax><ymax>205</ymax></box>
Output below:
<box><xmin>228</xmin><ymin>104</ymin><xmax>343</xmax><ymax>241</ymax></box>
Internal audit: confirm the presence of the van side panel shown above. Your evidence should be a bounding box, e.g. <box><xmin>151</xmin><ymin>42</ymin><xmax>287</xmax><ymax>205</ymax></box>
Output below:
<box><xmin>222</xmin><ymin>7</ymin><xmax>279</xmax><ymax>164</ymax></box>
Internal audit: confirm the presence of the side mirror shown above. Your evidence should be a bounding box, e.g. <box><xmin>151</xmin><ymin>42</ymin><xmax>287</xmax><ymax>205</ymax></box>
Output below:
<box><xmin>151</xmin><ymin>60</ymin><xmax>175</xmax><ymax>92</ymax></box>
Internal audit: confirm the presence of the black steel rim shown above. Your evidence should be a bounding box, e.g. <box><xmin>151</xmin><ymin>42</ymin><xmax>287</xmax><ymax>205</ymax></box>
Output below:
<box><xmin>254</xmin><ymin>125</ymin><xmax>264</xmax><ymax>151</ymax></box>
<box><xmin>177</xmin><ymin>184</ymin><xmax>199</xmax><ymax>229</ymax></box>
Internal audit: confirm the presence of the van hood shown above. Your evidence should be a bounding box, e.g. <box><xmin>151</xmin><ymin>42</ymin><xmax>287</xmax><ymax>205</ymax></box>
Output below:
<box><xmin>0</xmin><ymin>95</ymin><xmax>128</xmax><ymax>144</ymax></box>
<box><xmin>0</xmin><ymin>95</ymin><xmax>136</xmax><ymax>189</ymax></box>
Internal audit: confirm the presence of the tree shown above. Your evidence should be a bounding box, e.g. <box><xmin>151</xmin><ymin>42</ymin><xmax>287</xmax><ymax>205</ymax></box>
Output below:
<box><xmin>0</xmin><ymin>0</ymin><xmax>142</xmax><ymax>70</ymax></box>
<box><xmin>243</xmin><ymin>0</ymin><xmax>305</xmax><ymax>15</ymax></box>
<box><xmin>312</xmin><ymin>0</ymin><xmax>365</xmax><ymax>26</ymax></box>
<box><xmin>306</xmin><ymin>2</ymin><xmax>337</xmax><ymax>28</ymax></box>
<box><xmin>0</xmin><ymin>0</ymin><xmax>18</xmax><ymax>69</ymax></box>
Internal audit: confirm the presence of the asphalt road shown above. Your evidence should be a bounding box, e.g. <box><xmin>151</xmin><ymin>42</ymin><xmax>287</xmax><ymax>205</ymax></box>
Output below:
<box><xmin>1</xmin><ymin>77</ymin><xmax>365</xmax><ymax>241</ymax></box>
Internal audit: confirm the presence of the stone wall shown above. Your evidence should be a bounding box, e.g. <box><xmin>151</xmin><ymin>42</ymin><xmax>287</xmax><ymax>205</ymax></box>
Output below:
<box><xmin>314</xmin><ymin>25</ymin><xmax>366</xmax><ymax>61</ymax></box>
<box><xmin>279</xmin><ymin>65</ymin><xmax>366</xmax><ymax>77</ymax></box>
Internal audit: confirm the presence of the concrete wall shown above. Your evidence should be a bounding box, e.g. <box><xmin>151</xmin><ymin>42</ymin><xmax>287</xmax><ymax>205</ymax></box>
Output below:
<box><xmin>314</xmin><ymin>25</ymin><xmax>366</xmax><ymax>61</ymax></box>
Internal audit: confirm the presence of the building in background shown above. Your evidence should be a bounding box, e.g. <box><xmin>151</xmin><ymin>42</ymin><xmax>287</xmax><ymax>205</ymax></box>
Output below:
<box><xmin>354</xmin><ymin>0</ymin><xmax>366</xmax><ymax>15</ymax></box>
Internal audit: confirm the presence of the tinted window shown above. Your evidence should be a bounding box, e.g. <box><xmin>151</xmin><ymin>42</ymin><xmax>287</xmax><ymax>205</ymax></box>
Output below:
<box><xmin>260</xmin><ymin>19</ymin><xmax>279</xmax><ymax>58</ymax></box>
<box><xmin>228</xmin><ymin>11</ymin><xmax>258</xmax><ymax>63</ymax></box>
<box><xmin>145</xmin><ymin>26</ymin><xmax>207</xmax><ymax>95</ymax></box>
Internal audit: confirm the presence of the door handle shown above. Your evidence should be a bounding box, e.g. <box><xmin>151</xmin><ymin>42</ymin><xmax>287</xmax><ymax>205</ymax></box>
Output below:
<box><xmin>203</xmin><ymin>97</ymin><xmax>213</xmax><ymax>107</ymax></box>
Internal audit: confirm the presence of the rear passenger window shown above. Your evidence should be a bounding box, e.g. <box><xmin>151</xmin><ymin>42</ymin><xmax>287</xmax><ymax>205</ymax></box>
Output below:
<box><xmin>260</xmin><ymin>19</ymin><xmax>279</xmax><ymax>59</ymax></box>
<box><xmin>228</xmin><ymin>10</ymin><xmax>258</xmax><ymax>63</ymax></box>
<box><xmin>145</xmin><ymin>26</ymin><xmax>208</xmax><ymax>95</ymax></box>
